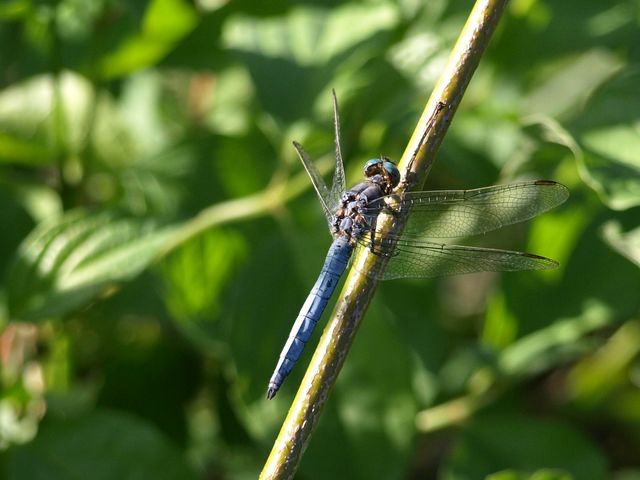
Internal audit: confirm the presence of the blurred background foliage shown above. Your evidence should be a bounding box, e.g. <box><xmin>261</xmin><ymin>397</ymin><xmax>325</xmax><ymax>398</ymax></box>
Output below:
<box><xmin>0</xmin><ymin>0</ymin><xmax>639</xmax><ymax>478</ymax></box>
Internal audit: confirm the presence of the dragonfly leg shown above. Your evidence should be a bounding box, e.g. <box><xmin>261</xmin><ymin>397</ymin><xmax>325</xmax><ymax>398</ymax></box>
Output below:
<box><xmin>368</xmin><ymin>214</ymin><xmax>378</xmax><ymax>252</ymax></box>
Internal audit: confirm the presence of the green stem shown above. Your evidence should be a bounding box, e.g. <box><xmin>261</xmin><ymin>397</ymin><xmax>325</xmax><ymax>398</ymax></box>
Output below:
<box><xmin>260</xmin><ymin>1</ymin><xmax>510</xmax><ymax>478</ymax></box>
<box><xmin>157</xmin><ymin>160</ymin><xmax>323</xmax><ymax>257</ymax></box>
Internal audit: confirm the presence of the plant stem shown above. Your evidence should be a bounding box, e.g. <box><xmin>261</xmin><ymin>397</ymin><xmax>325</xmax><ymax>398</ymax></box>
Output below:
<box><xmin>260</xmin><ymin>1</ymin><xmax>510</xmax><ymax>478</ymax></box>
<box><xmin>157</xmin><ymin>158</ymin><xmax>328</xmax><ymax>257</ymax></box>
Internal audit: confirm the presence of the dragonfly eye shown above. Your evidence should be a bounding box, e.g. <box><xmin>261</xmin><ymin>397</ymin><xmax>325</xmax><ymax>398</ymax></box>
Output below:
<box><xmin>364</xmin><ymin>158</ymin><xmax>383</xmax><ymax>177</ymax></box>
<box><xmin>382</xmin><ymin>159</ymin><xmax>400</xmax><ymax>187</ymax></box>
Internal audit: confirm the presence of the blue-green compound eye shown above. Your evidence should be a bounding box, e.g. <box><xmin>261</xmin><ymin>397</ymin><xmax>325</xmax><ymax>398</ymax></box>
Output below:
<box><xmin>364</xmin><ymin>158</ymin><xmax>382</xmax><ymax>171</ymax></box>
<box><xmin>383</xmin><ymin>160</ymin><xmax>400</xmax><ymax>187</ymax></box>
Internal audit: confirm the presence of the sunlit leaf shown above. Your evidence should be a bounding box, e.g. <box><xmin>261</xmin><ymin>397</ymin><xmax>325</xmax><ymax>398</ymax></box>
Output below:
<box><xmin>483</xmin><ymin>290</ymin><xmax>519</xmax><ymax>349</ymax></box>
<box><xmin>571</xmin><ymin>68</ymin><xmax>640</xmax><ymax>210</ymax></box>
<box><xmin>97</xmin><ymin>0</ymin><xmax>199</xmax><ymax>79</ymax></box>
<box><xmin>565</xmin><ymin>320</ymin><xmax>640</xmax><ymax>408</ymax></box>
<box><xmin>0</xmin><ymin>131</ymin><xmax>50</xmax><ymax>165</ymax></box>
<box><xmin>7</xmin><ymin>210</ymin><xmax>176</xmax><ymax>321</ymax></box>
<box><xmin>602</xmin><ymin>221</ymin><xmax>640</xmax><ymax>268</ymax></box>
<box><xmin>523</xmin><ymin>49</ymin><xmax>623</xmax><ymax>118</ymax></box>
<box><xmin>223</xmin><ymin>4</ymin><xmax>398</xmax><ymax>65</ymax></box>
<box><xmin>498</xmin><ymin>300</ymin><xmax>612</xmax><ymax>378</ymax></box>
<box><xmin>0</xmin><ymin>72</ymin><xmax>94</xmax><ymax>165</ymax></box>
<box><xmin>0</xmin><ymin>0</ymin><xmax>30</xmax><ymax>20</ymax></box>
<box><xmin>222</xmin><ymin>3</ymin><xmax>400</xmax><ymax>121</ymax></box>
<box><xmin>203</xmin><ymin>67</ymin><xmax>253</xmax><ymax>135</ymax></box>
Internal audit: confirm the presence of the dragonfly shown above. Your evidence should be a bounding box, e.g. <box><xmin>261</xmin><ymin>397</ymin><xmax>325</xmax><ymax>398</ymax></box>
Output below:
<box><xmin>267</xmin><ymin>92</ymin><xmax>569</xmax><ymax>400</ymax></box>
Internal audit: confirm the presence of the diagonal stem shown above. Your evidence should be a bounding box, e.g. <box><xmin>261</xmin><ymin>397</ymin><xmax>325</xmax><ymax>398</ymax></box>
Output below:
<box><xmin>260</xmin><ymin>1</ymin><xmax>510</xmax><ymax>478</ymax></box>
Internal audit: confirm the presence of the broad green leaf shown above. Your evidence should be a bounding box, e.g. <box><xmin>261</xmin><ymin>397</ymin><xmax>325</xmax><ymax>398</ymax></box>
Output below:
<box><xmin>0</xmin><ymin>0</ymin><xmax>29</xmax><ymax>20</ymax></box>
<box><xmin>482</xmin><ymin>290</ymin><xmax>519</xmax><ymax>349</ymax></box>
<box><xmin>4</xmin><ymin>409</ymin><xmax>197</xmax><ymax>480</ymax></box>
<box><xmin>497</xmin><ymin>300</ymin><xmax>612</xmax><ymax>378</ymax></box>
<box><xmin>0</xmin><ymin>131</ymin><xmax>50</xmax><ymax>165</ymax></box>
<box><xmin>0</xmin><ymin>72</ymin><xmax>94</xmax><ymax>165</ymax></box>
<box><xmin>571</xmin><ymin>68</ymin><xmax>640</xmax><ymax>210</ymax></box>
<box><xmin>0</xmin><ymin>71</ymin><xmax>179</xmax><ymax>186</ymax></box>
<box><xmin>222</xmin><ymin>3</ymin><xmax>401</xmax><ymax>122</ymax></box>
<box><xmin>223</xmin><ymin>4</ymin><xmax>398</xmax><ymax>65</ymax></box>
<box><xmin>160</xmin><ymin>228</ymin><xmax>247</xmax><ymax>351</ymax></box>
<box><xmin>565</xmin><ymin>320</ymin><xmax>640</xmax><ymax>408</ymax></box>
<box><xmin>602</xmin><ymin>221</ymin><xmax>640</xmax><ymax>268</ymax></box>
<box><xmin>97</xmin><ymin>0</ymin><xmax>198</xmax><ymax>79</ymax></box>
<box><xmin>583</xmin><ymin>125</ymin><xmax>640</xmax><ymax>171</ymax></box>
<box><xmin>522</xmin><ymin>49</ymin><xmax>623</xmax><ymax>118</ymax></box>
<box><xmin>203</xmin><ymin>66</ymin><xmax>254</xmax><ymax>136</ymax></box>
<box><xmin>55</xmin><ymin>0</ymin><xmax>110</xmax><ymax>42</ymax></box>
<box><xmin>7</xmin><ymin>210</ymin><xmax>176</xmax><ymax>321</ymax></box>
<box><xmin>579</xmin><ymin>149</ymin><xmax>640</xmax><ymax>212</ymax></box>
<box><xmin>90</xmin><ymin>71</ymin><xmax>198</xmax><ymax>215</ymax></box>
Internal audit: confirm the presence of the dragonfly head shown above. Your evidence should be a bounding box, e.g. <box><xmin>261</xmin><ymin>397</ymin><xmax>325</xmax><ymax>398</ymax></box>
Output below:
<box><xmin>364</xmin><ymin>157</ymin><xmax>400</xmax><ymax>190</ymax></box>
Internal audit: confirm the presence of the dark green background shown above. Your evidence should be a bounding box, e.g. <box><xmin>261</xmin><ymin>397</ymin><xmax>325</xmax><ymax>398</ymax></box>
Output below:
<box><xmin>1</xmin><ymin>0</ymin><xmax>639</xmax><ymax>478</ymax></box>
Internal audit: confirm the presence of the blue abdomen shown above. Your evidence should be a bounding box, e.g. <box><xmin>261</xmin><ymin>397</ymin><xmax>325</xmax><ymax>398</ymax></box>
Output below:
<box><xmin>267</xmin><ymin>236</ymin><xmax>353</xmax><ymax>399</ymax></box>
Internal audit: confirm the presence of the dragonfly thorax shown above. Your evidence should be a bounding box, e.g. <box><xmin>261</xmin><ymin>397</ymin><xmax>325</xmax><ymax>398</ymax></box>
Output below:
<box><xmin>332</xmin><ymin>175</ymin><xmax>389</xmax><ymax>243</ymax></box>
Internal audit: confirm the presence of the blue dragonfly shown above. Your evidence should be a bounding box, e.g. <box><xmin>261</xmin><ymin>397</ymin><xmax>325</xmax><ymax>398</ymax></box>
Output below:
<box><xmin>267</xmin><ymin>93</ymin><xmax>569</xmax><ymax>400</ymax></box>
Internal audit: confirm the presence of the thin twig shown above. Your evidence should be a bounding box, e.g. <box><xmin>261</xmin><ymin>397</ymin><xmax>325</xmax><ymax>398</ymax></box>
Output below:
<box><xmin>260</xmin><ymin>0</ymin><xmax>510</xmax><ymax>478</ymax></box>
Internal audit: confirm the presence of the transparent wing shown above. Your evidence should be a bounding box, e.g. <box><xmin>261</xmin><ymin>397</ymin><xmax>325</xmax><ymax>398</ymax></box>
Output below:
<box><xmin>293</xmin><ymin>141</ymin><xmax>336</xmax><ymax>228</ymax></box>
<box><xmin>292</xmin><ymin>92</ymin><xmax>349</xmax><ymax>230</ymax></box>
<box><xmin>354</xmin><ymin>238</ymin><xmax>558</xmax><ymax>280</ymax></box>
<box><xmin>329</xmin><ymin>89</ymin><xmax>347</xmax><ymax>208</ymax></box>
<box><xmin>362</xmin><ymin>181</ymin><xmax>569</xmax><ymax>239</ymax></box>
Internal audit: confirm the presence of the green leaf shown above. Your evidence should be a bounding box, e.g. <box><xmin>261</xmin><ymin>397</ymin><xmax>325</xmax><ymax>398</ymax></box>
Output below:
<box><xmin>223</xmin><ymin>4</ymin><xmax>398</xmax><ymax>65</ymax></box>
<box><xmin>4</xmin><ymin>409</ymin><xmax>197</xmax><ymax>480</ymax></box>
<box><xmin>522</xmin><ymin>49</ymin><xmax>623</xmax><ymax>118</ymax></box>
<box><xmin>97</xmin><ymin>0</ymin><xmax>198</xmax><ymax>79</ymax></box>
<box><xmin>221</xmin><ymin>3</ymin><xmax>401</xmax><ymax>122</ymax></box>
<box><xmin>497</xmin><ymin>299</ymin><xmax>612</xmax><ymax>379</ymax></box>
<box><xmin>0</xmin><ymin>131</ymin><xmax>50</xmax><ymax>165</ymax></box>
<box><xmin>571</xmin><ymin>68</ymin><xmax>640</xmax><ymax>210</ymax></box>
<box><xmin>0</xmin><ymin>72</ymin><xmax>94</xmax><ymax>165</ymax></box>
<box><xmin>602</xmin><ymin>221</ymin><xmax>640</xmax><ymax>268</ymax></box>
<box><xmin>565</xmin><ymin>320</ymin><xmax>640</xmax><ymax>409</ymax></box>
<box><xmin>7</xmin><ymin>210</ymin><xmax>175</xmax><ymax>321</ymax></box>
<box><xmin>0</xmin><ymin>0</ymin><xmax>30</xmax><ymax>20</ymax></box>
<box><xmin>482</xmin><ymin>290</ymin><xmax>519</xmax><ymax>349</ymax></box>
<box><xmin>443</xmin><ymin>413</ymin><xmax>608</xmax><ymax>480</ymax></box>
<box><xmin>160</xmin><ymin>228</ymin><xmax>246</xmax><ymax>349</ymax></box>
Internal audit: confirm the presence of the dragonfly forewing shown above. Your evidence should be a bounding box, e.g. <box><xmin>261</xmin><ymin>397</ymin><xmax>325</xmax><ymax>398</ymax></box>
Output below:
<box><xmin>362</xmin><ymin>181</ymin><xmax>569</xmax><ymax>240</ymax></box>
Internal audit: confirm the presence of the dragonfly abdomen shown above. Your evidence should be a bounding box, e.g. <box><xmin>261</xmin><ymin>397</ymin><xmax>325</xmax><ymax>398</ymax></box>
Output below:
<box><xmin>267</xmin><ymin>236</ymin><xmax>353</xmax><ymax>399</ymax></box>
